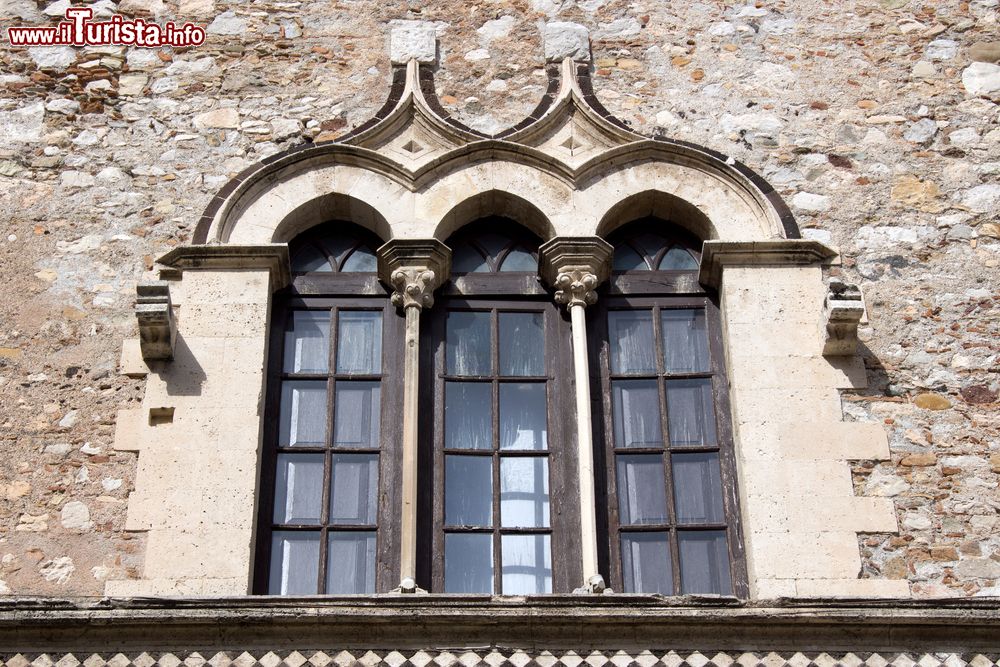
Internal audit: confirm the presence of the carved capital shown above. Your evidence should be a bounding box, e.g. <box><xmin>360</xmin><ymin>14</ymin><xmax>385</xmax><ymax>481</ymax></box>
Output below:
<box><xmin>377</xmin><ymin>239</ymin><xmax>451</xmax><ymax>311</ymax></box>
<box><xmin>538</xmin><ymin>237</ymin><xmax>613</xmax><ymax>310</ymax></box>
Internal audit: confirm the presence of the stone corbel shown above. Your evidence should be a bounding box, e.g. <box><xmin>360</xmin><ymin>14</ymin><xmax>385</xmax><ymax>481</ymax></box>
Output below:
<box><xmin>823</xmin><ymin>278</ymin><xmax>865</xmax><ymax>356</ymax></box>
<box><xmin>135</xmin><ymin>282</ymin><xmax>176</xmax><ymax>361</ymax></box>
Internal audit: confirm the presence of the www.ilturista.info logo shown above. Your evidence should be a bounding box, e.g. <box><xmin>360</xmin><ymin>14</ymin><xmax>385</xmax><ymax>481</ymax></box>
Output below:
<box><xmin>7</xmin><ymin>7</ymin><xmax>206</xmax><ymax>47</ymax></box>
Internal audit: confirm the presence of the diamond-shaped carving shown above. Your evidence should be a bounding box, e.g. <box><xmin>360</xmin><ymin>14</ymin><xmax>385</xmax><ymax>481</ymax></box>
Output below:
<box><xmin>208</xmin><ymin>653</ymin><xmax>232</xmax><ymax>667</ymax></box>
<box><xmin>483</xmin><ymin>652</ymin><xmax>508</xmax><ymax>667</ymax></box>
<box><xmin>409</xmin><ymin>652</ymin><xmax>434</xmax><ymax>667</ymax></box>
<box><xmin>284</xmin><ymin>652</ymin><xmax>308</xmax><ymax>667</ymax></box>
<box><xmin>307</xmin><ymin>653</ymin><xmax>332</xmax><ymax>667</ymax></box>
<box><xmin>185</xmin><ymin>653</ymin><xmax>207</xmax><ymax>667</ymax></box>
<box><xmin>56</xmin><ymin>655</ymin><xmax>81</xmax><ymax>667</ymax></box>
<box><xmin>232</xmin><ymin>653</ymin><xmax>257</xmax><ymax>667</ymax></box>
<box><xmin>158</xmin><ymin>653</ymin><xmax>182</xmax><ymax>667</ymax></box>
<box><xmin>83</xmin><ymin>656</ymin><xmax>107</xmax><ymax>667</ymax></box>
<box><xmin>6</xmin><ymin>655</ymin><xmax>30</xmax><ymax>667</ymax></box>
<box><xmin>115</xmin><ymin>654</ymin><xmax>142</xmax><ymax>667</ymax></box>
<box><xmin>32</xmin><ymin>655</ymin><xmax>55</xmax><ymax>667</ymax></box>
<box><xmin>559</xmin><ymin>135</ymin><xmax>586</xmax><ymax>151</ymax></box>
<box><xmin>710</xmin><ymin>653</ymin><xmax>735</xmax><ymax>667</ymax></box>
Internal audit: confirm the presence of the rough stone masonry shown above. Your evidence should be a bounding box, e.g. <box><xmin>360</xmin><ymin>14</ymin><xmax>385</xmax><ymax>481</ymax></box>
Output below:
<box><xmin>0</xmin><ymin>0</ymin><xmax>997</xmax><ymax>598</ymax></box>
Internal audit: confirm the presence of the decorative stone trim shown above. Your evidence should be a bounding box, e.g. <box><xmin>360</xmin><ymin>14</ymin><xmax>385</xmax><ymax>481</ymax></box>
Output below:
<box><xmin>157</xmin><ymin>244</ymin><xmax>291</xmax><ymax>291</ymax></box>
<box><xmin>538</xmin><ymin>237</ymin><xmax>614</xmax><ymax>309</ymax></box>
<box><xmin>135</xmin><ymin>282</ymin><xmax>176</xmax><ymax>361</ymax></box>
<box><xmin>377</xmin><ymin>239</ymin><xmax>451</xmax><ymax>310</ymax></box>
<box><xmin>823</xmin><ymin>278</ymin><xmax>866</xmax><ymax>356</ymax></box>
<box><xmin>698</xmin><ymin>240</ymin><xmax>839</xmax><ymax>290</ymax></box>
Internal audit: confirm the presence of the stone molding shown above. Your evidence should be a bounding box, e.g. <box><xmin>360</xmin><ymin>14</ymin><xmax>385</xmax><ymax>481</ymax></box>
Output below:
<box><xmin>538</xmin><ymin>237</ymin><xmax>614</xmax><ymax>308</ymax></box>
<box><xmin>0</xmin><ymin>597</ymin><xmax>999</xmax><ymax>652</ymax></box>
<box><xmin>135</xmin><ymin>282</ymin><xmax>176</xmax><ymax>361</ymax></box>
<box><xmin>698</xmin><ymin>240</ymin><xmax>839</xmax><ymax>289</ymax></box>
<box><xmin>376</xmin><ymin>239</ymin><xmax>451</xmax><ymax>310</ymax></box>
<box><xmin>157</xmin><ymin>244</ymin><xmax>291</xmax><ymax>291</ymax></box>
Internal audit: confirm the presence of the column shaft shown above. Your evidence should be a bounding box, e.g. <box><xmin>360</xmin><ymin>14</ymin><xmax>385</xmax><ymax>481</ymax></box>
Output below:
<box><xmin>570</xmin><ymin>302</ymin><xmax>600</xmax><ymax>584</ymax></box>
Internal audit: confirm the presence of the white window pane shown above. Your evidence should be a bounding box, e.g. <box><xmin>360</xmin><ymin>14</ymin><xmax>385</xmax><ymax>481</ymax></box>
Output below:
<box><xmin>678</xmin><ymin>530</ymin><xmax>732</xmax><ymax>595</ymax></box>
<box><xmin>283</xmin><ymin>311</ymin><xmax>330</xmax><ymax>373</ymax></box>
<box><xmin>501</xmin><ymin>534</ymin><xmax>551</xmax><ymax>594</ymax></box>
<box><xmin>620</xmin><ymin>532</ymin><xmax>672</xmax><ymax>595</ymax></box>
<box><xmin>327</xmin><ymin>531</ymin><xmax>377</xmax><ymax>594</ymax></box>
<box><xmin>445</xmin><ymin>455</ymin><xmax>492</xmax><ymax>528</ymax></box>
<box><xmin>500</xmin><ymin>383</ymin><xmax>547</xmax><ymax>451</ymax></box>
<box><xmin>616</xmin><ymin>454</ymin><xmax>668</xmax><ymax>526</ymax></box>
<box><xmin>269</xmin><ymin>531</ymin><xmax>319</xmax><ymax>595</ymax></box>
<box><xmin>666</xmin><ymin>379</ymin><xmax>717</xmax><ymax>447</ymax></box>
<box><xmin>446</xmin><ymin>311</ymin><xmax>491</xmax><ymax>376</ymax></box>
<box><xmin>499</xmin><ymin>312</ymin><xmax>544</xmax><ymax>376</ymax></box>
<box><xmin>612</xmin><ymin>380</ymin><xmax>663</xmax><ymax>448</ymax></box>
<box><xmin>608</xmin><ymin>311</ymin><xmax>656</xmax><ymax>374</ymax></box>
<box><xmin>279</xmin><ymin>381</ymin><xmax>327</xmax><ymax>447</ymax></box>
<box><xmin>500</xmin><ymin>456</ymin><xmax>550</xmax><ymax>528</ymax></box>
<box><xmin>334</xmin><ymin>382</ymin><xmax>381</xmax><ymax>448</ymax></box>
<box><xmin>330</xmin><ymin>453</ymin><xmax>379</xmax><ymax>525</ymax></box>
<box><xmin>446</xmin><ymin>382</ymin><xmax>492</xmax><ymax>450</ymax></box>
<box><xmin>336</xmin><ymin>311</ymin><xmax>382</xmax><ymax>375</ymax></box>
<box><xmin>661</xmin><ymin>309</ymin><xmax>710</xmax><ymax>373</ymax></box>
<box><xmin>445</xmin><ymin>533</ymin><xmax>493</xmax><ymax>594</ymax></box>
<box><xmin>273</xmin><ymin>453</ymin><xmax>324</xmax><ymax>524</ymax></box>
<box><xmin>672</xmin><ymin>452</ymin><xmax>724</xmax><ymax>524</ymax></box>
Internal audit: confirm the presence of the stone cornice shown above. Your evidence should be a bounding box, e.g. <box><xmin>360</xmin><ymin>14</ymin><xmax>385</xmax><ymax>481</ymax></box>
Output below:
<box><xmin>157</xmin><ymin>244</ymin><xmax>291</xmax><ymax>291</ymax></box>
<box><xmin>0</xmin><ymin>597</ymin><xmax>999</xmax><ymax>652</ymax></box>
<box><xmin>698</xmin><ymin>240</ymin><xmax>839</xmax><ymax>289</ymax></box>
<box><xmin>538</xmin><ymin>237</ymin><xmax>614</xmax><ymax>308</ymax></box>
<box><xmin>376</xmin><ymin>239</ymin><xmax>451</xmax><ymax>310</ymax></box>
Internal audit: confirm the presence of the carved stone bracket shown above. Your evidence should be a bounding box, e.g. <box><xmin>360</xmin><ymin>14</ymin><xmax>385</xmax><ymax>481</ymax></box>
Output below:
<box><xmin>135</xmin><ymin>282</ymin><xmax>176</xmax><ymax>361</ymax></box>
<box><xmin>538</xmin><ymin>237</ymin><xmax>614</xmax><ymax>309</ymax></box>
<box><xmin>377</xmin><ymin>239</ymin><xmax>451</xmax><ymax>310</ymax></box>
<box><xmin>823</xmin><ymin>278</ymin><xmax>865</xmax><ymax>356</ymax></box>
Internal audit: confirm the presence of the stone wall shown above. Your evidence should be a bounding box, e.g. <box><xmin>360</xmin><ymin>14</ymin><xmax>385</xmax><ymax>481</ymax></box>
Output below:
<box><xmin>0</xmin><ymin>0</ymin><xmax>998</xmax><ymax>597</ymax></box>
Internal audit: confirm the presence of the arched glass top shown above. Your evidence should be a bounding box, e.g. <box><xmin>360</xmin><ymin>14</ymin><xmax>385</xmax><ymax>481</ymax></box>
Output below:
<box><xmin>608</xmin><ymin>219</ymin><xmax>701</xmax><ymax>272</ymax></box>
<box><xmin>447</xmin><ymin>218</ymin><xmax>540</xmax><ymax>274</ymax></box>
<box><xmin>289</xmin><ymin>224</ymin><xmax>380</xmax><ymax>274</ymax></box>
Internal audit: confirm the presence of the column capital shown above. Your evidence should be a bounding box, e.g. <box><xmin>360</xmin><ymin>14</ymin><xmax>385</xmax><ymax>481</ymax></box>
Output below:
<box><xmin>538</xmin><ymin>237</ymin><xmax>614</xmax><ymax>309</ymax></box>
<box><xmin>377</xmin><ymin>239</ymin><xmax>451</xmax><ymax>310</ymax></box>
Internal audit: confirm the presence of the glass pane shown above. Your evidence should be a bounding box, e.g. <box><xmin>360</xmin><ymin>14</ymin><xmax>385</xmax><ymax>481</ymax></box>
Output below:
<box><xmin>612</xmin><ymin>380</ymin><xmax>663</xmax><ymax>448</ymax></box>
<box><xmin>334</xmin><ymin>382</ymin><xmax>381</xmax><ymax>449</ymax></box>
<box><xmin>499</xmin><ymin>312</ymin><xmax>544</xmax><ymax>376</ymax></box>
<box><xmin>632</xmin><ymin>232</ymin><xmax>668</xmax><ymax>260</ymax></box>
<box><xmin>284</xmin><ymin>311</ymin><xmax>330</xmax><ymax>373</ymax></box>
<box><xmin>502</xmin><ymin>534</ymin><xmax>552</xmax><ymax>594</ymax></box>
<box><xmin>269</xmin><ymin>531</ymin><xmax>320</xmax><ymax>594</ymax></box>
<box><xmin>661</xmin><ymin>309</ymin><xmax>710</xmax><ymax>373</ymax></box>
<box><xmin>446</xmin><ymin>311</ymin><xmax>491</xmax><ymax>376</ymax></box>
<box><xmin>279</xmin><ymin>381</ymin><xmax>328</xmax><ymax>447</ymax></box>
<box><xmin>291</xmin><ymin>245</ymin><xmax>332</xmax><ymax>273</ymax></box>
<box><xmin>678</xmin><ymin>530</ymin><xmax>732</xmax><ymax>595</ymax></box>
<box><xmin>616</xmin><ymin>454</ymin><xmax>668</xmax><ymax>525</ymax></box>
<box><xmin>318</xmin><ymin>237</ymin><xmax>355</xmax><ymax>267</ymax></box>
<box><xmin>659</xmin><ymin>247</ymin><xmax>698</xmax><ymax>271</ymax></box>
<box><xmin>445</xmin><ymin>455</ymin><xmax>492</xmax><ymax>527</ymax></box>
<box><xmin>341</xmin><ymin>246</ymin><xmax>377</xmax><ymax>272</ymax></box>
<box><xmin>477</xmin><ymin>232</ymin><xmax>509</xmax><ymax>263</ymax></box>
<box><xmin>273</xmin><ymin>453</ymin><xmax>324</xmax><ymax>524</ymax></box>
<box><xmin>452</xmin><ymin>243</ymin><xmax>490</xmax><ymax>273</ymax></box>
<box><xmin>336</xmin><ymin>311</ymin><xmax>382</xmax><ymax>374</ymax></box>
<box><xmin>666</xmin><ymin>379</ymin><xmax>718</xmax><ymax>447</ymax></box>
<box><xmin>498</xmin><ymin>247</ymin><xmax>537</xmax><ymax>272</ymax></box>
<box><xmin>330</xmin><ymin>453</ymin><xmax>378</xmax><ymax>525</ymax></box>
<box><xmin>620</xmin><ymin>532</ymin><xmax>672</xmax><ymax>594</ymax></box>
<box><xmin>672</xmin><ymin>453</ymin><xmax>724</xmax><ymax>524</ymax></box>
<box><xmin>613</xmin><ymin>244</ymin><xmax>647</xmax><ymax>271</ymax></box>
<box><xmin>500</xmin><ymin>457</ymin><xmax>550</xmax><ymax>528</ymax></box>
<box><xmin>445</xmin><ymin>382</ymin><xmax>492</xmax><ymax>450</ymax></box>
<box><xmin>445</xmin><ymin>533</ymin><xmax>493</xmax><ymax>593</ymax></box>
<box><xmin>500</xmin><ymin>383</ymin><xmax>547</xmax><ymax>451</ymax></box>
<box><xmin>608</xmin><ymin>311</ymin><xmax>656</xmax><ymax>374</ymax></box>
<box><xmin>327</xmin><ymin>531</ymin><xmax>377</xmax><ymax>594</ymax></box>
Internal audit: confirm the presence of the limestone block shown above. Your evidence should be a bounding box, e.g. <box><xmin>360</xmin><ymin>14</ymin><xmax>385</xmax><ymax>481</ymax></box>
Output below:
<box><xmin>543</xmin><ymin>22</ymin><xmax>590</xmax><ymax>62</ymax></box>
<box><xmin>119</xmin><ymin>338</ymin><xmax>150</xmax><ymax>378</ymax></box>
<box><xmin>727</xmin><ymin>354</ymin><xmax>867</xmax><ymax>390</ymax></box>
<box><xmin>742</xmin><ymin>460</ymin><xmax>855</xmax><ymax>499</ymax></box>
<box><xmin>795</xmin><ymin>578</ymin><xmax>910</xmax><ymax>598</ymax></box>
<box><xmin>143</xmin><ymin>528</ymin><xmax>252</xmax><ymax>580</ymax></box>
<box><xmin>723</xmin><ymin>281</ymin><xmax>826</xmax><ymax>325</ymax></box>
<box><xmin>724</xmin><ymin>321</ymin><xmax>825</xmax><ymax>357</ymax></box>
<box><xmin>750</xmin><ymin>531</ymin><xmax>863</xmax><ymax>579</ymax></box>
<box><xmin>113</xmin><ymin>408</ymin><xmax>146</xmax><ymax>452</ymax></box>
<box><xmin>180</xmin><ymin>269</ymin><xmax>271</xmax><ymax>305</ymax></box>
<box><xmin>745</xmin><ymin>495</ymin><xmax>898</xmax><ymax>534</ymax></box>
<box><xmin>732</xmin><ymin>388</ymin><xmax>844</xmax><ymax>430</ymax></box>
<box><xmin>105</xmin><ymin>576</ymin><xmax>247</xmax><ymax>597</ymax></box>
<box><xmin>754</xmin><ymin>578</ymin><xmax>797</xmax><ymax>598</ymax></box>
<box><xmin>177</xmin><ymin>302</ymin><xmax>268</xmax><ymax>339</ymax></box>
<box><xmin>389</xmin><ymin>20</ymin><xmax>438</xmax><ymax>64</ymax></box>
<box><xmin>737</xmin><ymin>421</ymin><xmax>889</xmax><ymax>461</ymax></box>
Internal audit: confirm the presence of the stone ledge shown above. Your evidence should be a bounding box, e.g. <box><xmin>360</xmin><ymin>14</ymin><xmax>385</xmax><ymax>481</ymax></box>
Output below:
<box><xmin>157</xmin><ymin>245</ymin><xmax>291</xmax><ymax>291</ymax></box>
<box><xmin>0</xmin><ymin>597</ymin><xmax>998</xmax><ymax>653</ymax></box>
<box><xmin>699</xmin><ymin>240</ymin><xmax>839</xmax><ymax>289</ymax></box>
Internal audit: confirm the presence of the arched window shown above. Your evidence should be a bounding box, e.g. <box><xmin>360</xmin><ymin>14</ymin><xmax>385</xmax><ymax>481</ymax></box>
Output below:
<box><xmin>595</xmin><ymin>218</ymin><xmax>747</xmax><ymax>597</ymax></box>
<box><xmin>421</xmin><ymin>218</ymin><xmax>581</xmax><ymax>594</ymax></box>
<box><xmin>255</xmin><ymin>223</ymin><xmax>401</xmax><ymax>595</ymax></box>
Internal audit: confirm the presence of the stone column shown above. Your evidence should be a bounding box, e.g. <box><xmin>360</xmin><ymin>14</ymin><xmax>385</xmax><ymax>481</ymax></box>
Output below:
<box><xmin>377</xmin><ymin>239</ymin><xmax>451</xmax><ymax>593</ymax></box>
<box><xmin>539</xmin><ymin>237</ymin><xmax>613</xmax><ymax>594</ymax></box>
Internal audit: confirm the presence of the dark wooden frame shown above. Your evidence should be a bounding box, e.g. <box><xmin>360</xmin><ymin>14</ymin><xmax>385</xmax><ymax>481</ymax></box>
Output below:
<box><xmin>253</xmin><ymin>271</ymin><xmax>404</xmax><ymax>595</ymax></box>
<box><xmin>590</xmin><ymin>225</ymin><xmax>749</xmax><ymax>599</ymax></box>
